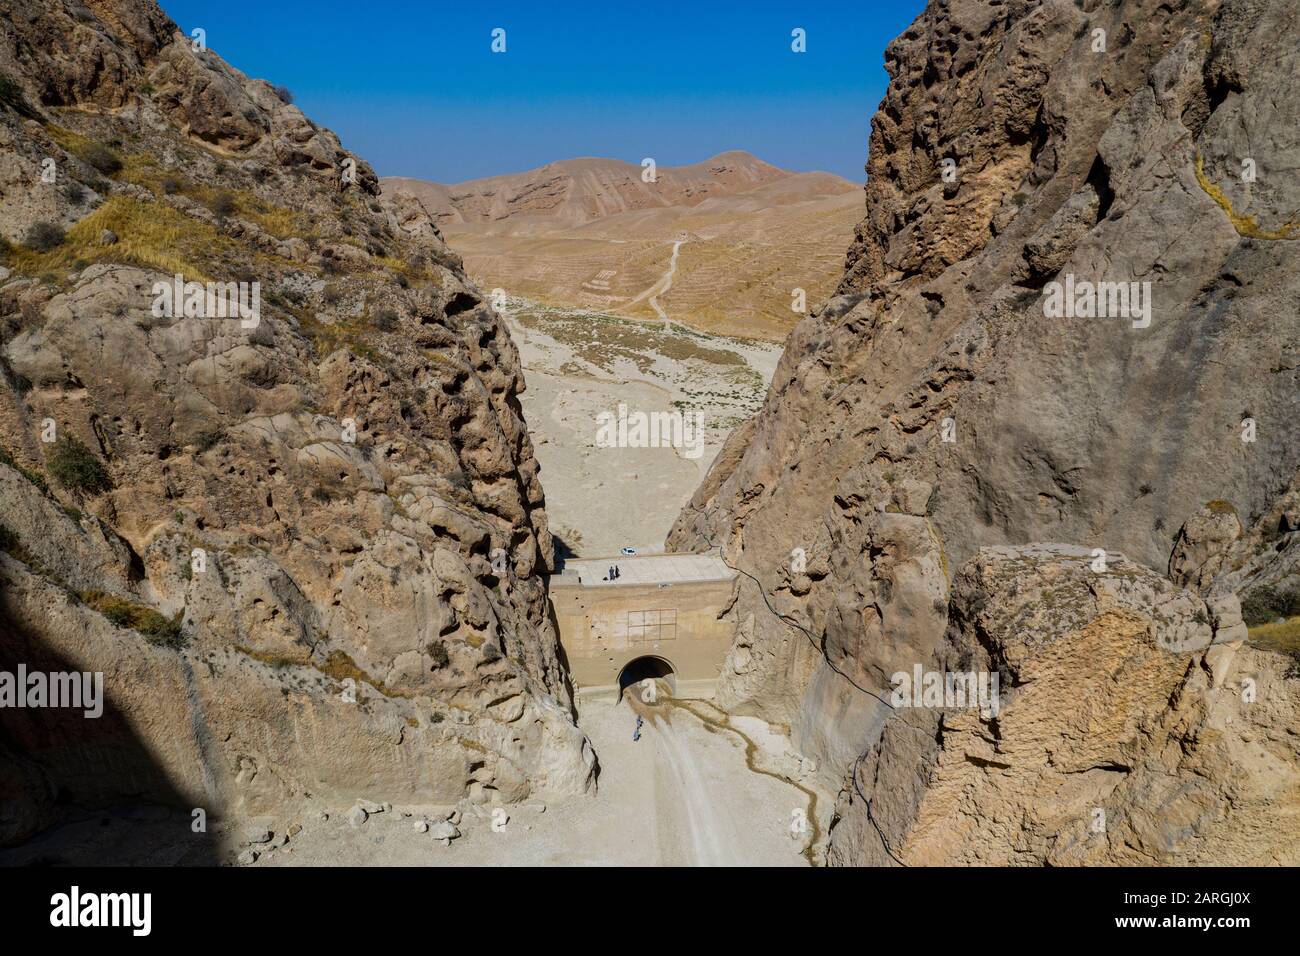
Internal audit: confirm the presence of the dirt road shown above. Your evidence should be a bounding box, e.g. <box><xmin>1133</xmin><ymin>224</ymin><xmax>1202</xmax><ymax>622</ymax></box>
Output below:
<box><xmin>647</xmin><ymin>239</ymin><xmax>685</xmax><ymax>324</ymax></box>
<box><xmin>623</xmin><ymin>239</ymin><xmax>685</xmax><ymax>325</ymax></box>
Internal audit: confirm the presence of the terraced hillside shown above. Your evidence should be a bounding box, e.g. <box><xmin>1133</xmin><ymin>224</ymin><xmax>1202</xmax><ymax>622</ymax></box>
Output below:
<box><xmin>385</xmin><ymin>156</ymin><xmax>860</xmax><ymax>341</ymax></box>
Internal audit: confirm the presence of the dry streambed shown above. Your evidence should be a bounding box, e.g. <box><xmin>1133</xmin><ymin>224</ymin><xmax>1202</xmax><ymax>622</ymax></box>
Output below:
<box><xmin>504</xmin><ymin>297</ymin><xmax>782</xmax><ymax>555</ymax></box>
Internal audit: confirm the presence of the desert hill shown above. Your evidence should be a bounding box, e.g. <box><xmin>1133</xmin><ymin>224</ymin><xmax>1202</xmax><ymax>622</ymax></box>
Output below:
<box><xmin>384</xmin><ymin>153</ymin><xmax>861</xmax><ymax>340</ymax></box>
<box><xmin>386</xmin><ymin>150</ymin><xmax>799</xmax><ymax>231</ymax></box>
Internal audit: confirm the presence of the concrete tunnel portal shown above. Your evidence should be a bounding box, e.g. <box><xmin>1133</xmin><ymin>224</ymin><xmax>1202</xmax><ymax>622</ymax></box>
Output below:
<box><xmin>547</xmin><ymin>553</ymin><xmax>738</xmax><ymax>700</ymax></box>
<box><xmin>617</xmin><ymin>655</ymin><xmax>678</xmax><ymax>700</ymax></box>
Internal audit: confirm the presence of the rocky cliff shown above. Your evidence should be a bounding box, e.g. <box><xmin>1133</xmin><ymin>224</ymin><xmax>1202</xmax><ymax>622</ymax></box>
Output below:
<box><xmin>0</xmin><ymin>0</ymin><xmax>593</xmax><ymax>848</ymax></box>
<box><xmin>670</xmin><ymin>0</ymin><xmax>1300</xmax><ymax>864</ymax></box>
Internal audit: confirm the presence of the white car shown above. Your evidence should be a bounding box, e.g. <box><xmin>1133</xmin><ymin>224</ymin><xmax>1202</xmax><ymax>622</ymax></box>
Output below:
<box><xmin>620</xmin><ymin>547</ymin><xmax>637</xmax><ymax>556</ymax></box>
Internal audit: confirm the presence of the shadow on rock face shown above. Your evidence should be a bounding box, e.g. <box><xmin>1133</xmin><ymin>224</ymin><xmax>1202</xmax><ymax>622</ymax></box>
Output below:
<box><xmin>0</xmin><ymin>598</ymin><xmax>221</xmax><ymax>866</ymax></box>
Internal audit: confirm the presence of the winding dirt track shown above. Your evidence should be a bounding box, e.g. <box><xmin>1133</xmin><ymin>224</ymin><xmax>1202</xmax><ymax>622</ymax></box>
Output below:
<box><xmin>623</xmin><ymin>239</ymin><xmax>685</xmax><ymax>325</ymax></box>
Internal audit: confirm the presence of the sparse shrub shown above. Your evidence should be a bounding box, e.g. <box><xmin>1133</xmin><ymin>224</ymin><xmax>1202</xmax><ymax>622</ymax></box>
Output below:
<box><xmin>1241</xmin><ymin>585</ymin><xmax>1300</xmax><ymax>626</ymax></box>
<box><xmin>1138</xmin><ymin>483</ymin><xmax>1154</xmax><ymax>497</ymax></box>
<box><xmin>426</xmin><ymin>641</ymin><xmax>449</xmax><ymax>669</ymax></box>
<box><xmin>373</xmin><ymin>308</ymin><xmax>398</xmax><ymax>332</ymax></box>
<box><xmin>323</xmin><ymin>283</ymin><xmax>343</xmax><ymax>304</ymax></box>
<box><xmin>191</xmin><ymin>429</ymin><xmax>224</xmax><ymax>453</ymax></box>
<box><xmin>136</xmin><ymin>608</ymin><xmax>186</xmax><ymax>647</ymax></box>
<box><xmin>161</xmin><ymin>174</ymin><xmax>185</xmax><ymax>195</ymax></box>
<box><xmin>47</xmin><ymin>434</ymin><xmax>111</xmax><ymax>494</ymax></box>
<box><xmin>208</xmin><ymin>190</ymin><xmax>237</xmax><ymax>218</ymax></box>
<box><xmin>273</xmin><ymin>85</ymin><xmax>294</xmax><ymax>105</ymax></box>
<box><xmin>395</xmin><ymin>273</ymin><xmax>409</xmax><ymax>289</ymax></box>
<box><xmin>78</xmin><ymin>141</ymin><xmax>123</xmax><ymax>176</ymax></box>
<box><xmin>23</xmin><ymin>221</ymin><xmax>65</xmax><ymax>252</ymax></box>
<box><xmin>138</xmin><ymin>82</ymin><xmax>155</xmax><ymax>95</ymax></box>
<box><xmin>79</xmin><ymin>590</ymin><xmax>187</xmax><ymax>648</ymax></box>
<box><xmin>61</xmin><ymin>180</ymin><xmax>87</xmax><ymax>205</ymax></box>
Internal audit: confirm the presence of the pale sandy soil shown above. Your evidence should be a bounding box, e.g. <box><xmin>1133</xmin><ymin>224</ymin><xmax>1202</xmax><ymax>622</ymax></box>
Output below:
<box><xmin>0</xmin><ymin>696</ymin><xmax>822</xmax><ymax>868</ymax></box>
<box><xmin>248</xmin><ymin>697</ymin><xmax>816</xmax><ymax>867</ymax></box>
<box><xmin>505</xmin><ymin>297</ymin><xmax>782</xmax><ymax>556</ymax></box>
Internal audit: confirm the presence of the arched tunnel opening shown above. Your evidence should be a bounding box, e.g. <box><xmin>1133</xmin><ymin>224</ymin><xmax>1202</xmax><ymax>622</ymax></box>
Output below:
<box><xmin>617</xmin><ymin>656</ymin><xmax>677</xmax><ymax>702</ymax></box>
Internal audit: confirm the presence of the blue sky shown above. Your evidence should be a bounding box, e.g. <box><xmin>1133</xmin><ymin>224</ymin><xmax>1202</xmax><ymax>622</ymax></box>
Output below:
<box><xmin>158</xmin><ymin>0</ymin><xmax>925</xmax><ymax>184</ymax></box>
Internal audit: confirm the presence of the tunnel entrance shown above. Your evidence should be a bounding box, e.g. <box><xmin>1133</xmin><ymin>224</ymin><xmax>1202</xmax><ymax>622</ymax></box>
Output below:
<box><xmin>617</xmin><ymin>656</ymin><xmax>677</xmax><ymax>701</ymax></box>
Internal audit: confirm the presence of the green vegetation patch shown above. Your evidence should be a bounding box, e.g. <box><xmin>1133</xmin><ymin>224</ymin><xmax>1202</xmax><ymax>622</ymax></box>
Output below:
<box><xmin>318</xmin><ymin>649</ymin><xmax>404</xmax><ymax>697</ymax></box>
<box><xmin>79</xmin><ymin>590</ymin><xmax>187</xmax><ymax>648</ymax></box>
<box><xmin>514</xmin><ymin>306</ymin><xmax>747</xmax><ymax>374</ymax></box>
<box><xmin>48</xmin><ymin>126</ymin><xmax>122</xmax><ymax>175</ymax></box>
<box><xmin>2</xmin><ymin>196</ymin><xmax>231</xmax><ymax>281</ymax></box>
<box><xmin>47</xmin><ymin>435</ymin><xmax>111</xmax><ymax>494</ymax></box>
<box><xmin>1247</xmin><ymin>617</ymin><xmax>1300</xmax><ymax>676</ymax></box>
<box><xmin>1241</xmin><ymin>583</ymin><xmax>1300</xmax><ymax>626</ymax></box>
<box><xmin>1194</xmin><ymin>154</ymin><xmax>1299</xmax><ymax>241</ymax></box>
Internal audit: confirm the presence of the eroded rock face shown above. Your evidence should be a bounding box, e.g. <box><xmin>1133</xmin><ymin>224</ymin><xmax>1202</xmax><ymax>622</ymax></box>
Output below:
<box><xmin>670</xmin><ymin>0</ymin><xmax>1300</xmax><ymax>863</ymax></box>
<box><xmin>0</xmin><ymin>0</ymin><xmax>592</xmax><ymax>846</ymax></box>
<box><xmin>1169</xmin><ymin>500</ymin><xmax>1243</xmax><ymax>591</ymax></box>
<box><xmin>827</xmin><ymin>547</ymin><xmax>1299</xmax><ymax>866</ymax></box>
